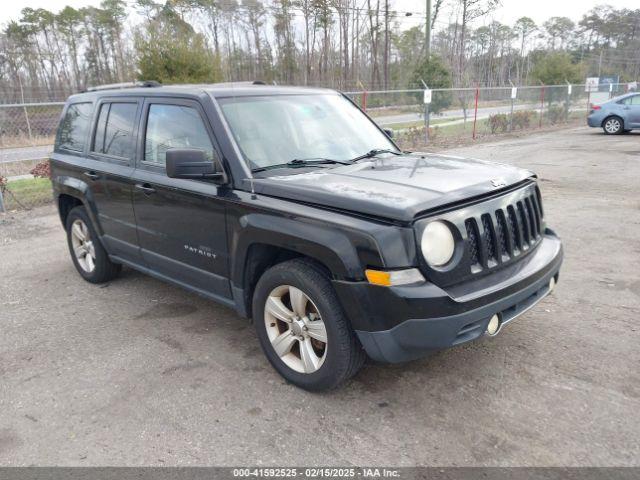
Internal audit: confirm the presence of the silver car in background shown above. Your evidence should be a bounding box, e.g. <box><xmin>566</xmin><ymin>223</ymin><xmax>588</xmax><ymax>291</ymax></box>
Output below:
<box><xmin>587</xmin><ymin>92</ymin><xmax>640</xmax><ymax>134</ymax></box>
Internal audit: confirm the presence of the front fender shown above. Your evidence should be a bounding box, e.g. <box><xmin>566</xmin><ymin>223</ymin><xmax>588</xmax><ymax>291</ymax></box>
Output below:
<box><xmin>230</xmin><ymin>213</ymin><xmax>365</xmax><ymax>285</ymax></box>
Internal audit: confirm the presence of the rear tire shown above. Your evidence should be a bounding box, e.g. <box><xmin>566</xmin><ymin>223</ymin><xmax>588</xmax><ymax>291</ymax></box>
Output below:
<box><xmin>65</xmin><ymin>206</ymin><xmax>121</xmax><ymax>284</ymax></box>
<box><xmin>252</xmin><ymin>258</ymin><xmax>366</xmax><ymax>391</ymax></box>
<box><xmin>602</xmin><ymin>116</ymin><xmax>623</xmax><ymax>135</ymax></box>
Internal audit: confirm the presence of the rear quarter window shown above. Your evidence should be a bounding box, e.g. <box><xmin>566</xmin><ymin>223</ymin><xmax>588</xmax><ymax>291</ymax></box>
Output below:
<box><xmin>57</xmin><ymin>103</ymin><xmax>93</xmax><ymax>152</ymax></box>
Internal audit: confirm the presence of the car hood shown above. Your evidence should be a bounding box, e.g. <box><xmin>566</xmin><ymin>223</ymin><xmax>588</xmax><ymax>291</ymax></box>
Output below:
<box><xmin>250</xmin><ymin>153</ymin><xmax>535</xmax><ymax>222</ymax></box>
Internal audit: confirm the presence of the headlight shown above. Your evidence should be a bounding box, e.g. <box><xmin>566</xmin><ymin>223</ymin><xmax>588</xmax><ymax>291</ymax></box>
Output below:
<box><xmin>421</xmin><ymin>221</ymin><xmax>455</xmax><ymax>267</ymax></box>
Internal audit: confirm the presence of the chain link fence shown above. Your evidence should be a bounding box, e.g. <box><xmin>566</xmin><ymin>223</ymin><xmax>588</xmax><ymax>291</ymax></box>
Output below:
<box><xmin>345</xmin><ymin>82</ymin><xmax>634</xmax><ymax>150</ymax></box>
<box><xmin>0</xmin><ymin>82</ymin><xmax>636</xmax><ymax>211</ymax></box>
<box><xmin>0</xmin><ymin>101</ymin><xmax>63</xmax><ymax>212</ymax></box>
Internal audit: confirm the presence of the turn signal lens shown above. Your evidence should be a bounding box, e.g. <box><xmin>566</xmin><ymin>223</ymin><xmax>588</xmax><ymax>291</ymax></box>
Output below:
<box><xmin>365</xmin><ymin>268</ymin><xmax>425</xmax><ymax>287</ymax></box>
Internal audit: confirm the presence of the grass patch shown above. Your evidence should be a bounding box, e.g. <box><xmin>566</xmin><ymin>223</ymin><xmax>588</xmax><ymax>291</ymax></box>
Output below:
<box><xmin>367</xmin><ymin>106</ymin><xmax>421</xmax><ymax>118</ymax></box>
<box><xmin>2</xmin><ymin>177</ymin><xmax>52</xmax><ymax>210</ymax></box>
<box><xmin>388</xmin><ymin>117</ymin><xmax>463</xmax><ymax>130</ymax></box>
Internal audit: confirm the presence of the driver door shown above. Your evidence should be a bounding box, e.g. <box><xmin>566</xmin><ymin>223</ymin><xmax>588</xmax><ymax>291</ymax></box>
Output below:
<box><xmin>132</xmin><ymin>98</ymin><xmax>231</xmax><ymax>301</ymax></box>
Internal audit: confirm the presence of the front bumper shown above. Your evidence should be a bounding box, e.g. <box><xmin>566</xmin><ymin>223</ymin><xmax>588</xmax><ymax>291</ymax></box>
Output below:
<box><xmin>333</xmin><ymin>230</ymin><xmax>563</xmax><ymax>363</ymax></box>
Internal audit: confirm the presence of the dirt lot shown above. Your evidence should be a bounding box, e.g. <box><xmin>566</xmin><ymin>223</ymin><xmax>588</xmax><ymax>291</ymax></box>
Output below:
<box><xmin>1</xmin><ymin>127</ymin><xmax>639</xmax><ymax>466</ymax></box>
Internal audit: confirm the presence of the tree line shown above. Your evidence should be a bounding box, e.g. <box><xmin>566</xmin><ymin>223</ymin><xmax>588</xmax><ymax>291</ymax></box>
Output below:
<box><xmin>0</xmin><ymin>0</ymin><xmax>638</xmax><ymax>101</ymax></box>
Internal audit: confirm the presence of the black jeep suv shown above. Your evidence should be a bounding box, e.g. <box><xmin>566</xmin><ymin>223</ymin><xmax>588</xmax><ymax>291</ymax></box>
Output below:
<box><xmin>51</xmin><ymin>82</ymin><xmax>563</xmax><ymax>390</ymax></box>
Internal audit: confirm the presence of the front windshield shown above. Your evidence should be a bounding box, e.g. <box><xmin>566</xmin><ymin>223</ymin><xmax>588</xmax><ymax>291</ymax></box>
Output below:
<box><xmin>217</xmin><ymin>93</ymin><xmax>397</xmax><ymax>169</ymax></box>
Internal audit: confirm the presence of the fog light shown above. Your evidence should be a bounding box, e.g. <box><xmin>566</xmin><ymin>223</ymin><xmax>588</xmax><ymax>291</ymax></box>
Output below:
<box><xmin>549</xmin><ymin>277</ymin><xmax>556</xmax><ymax>293</ymax></box>
<box><xmin>486</xmin><ymin>314</ymin><xmax>500</xmax><ymax>336</ymax></box>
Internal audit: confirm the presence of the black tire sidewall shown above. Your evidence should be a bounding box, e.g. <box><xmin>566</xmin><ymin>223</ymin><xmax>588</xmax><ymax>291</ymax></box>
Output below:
<box><xmin>65</xmin><ymin>206</ymin><xmax>115</xmax><ymax>283</ymax></box>
<box><xmin>252</xmin><ymin>261</ymin><xmax>356</xmax><ymax>390</ymax></box>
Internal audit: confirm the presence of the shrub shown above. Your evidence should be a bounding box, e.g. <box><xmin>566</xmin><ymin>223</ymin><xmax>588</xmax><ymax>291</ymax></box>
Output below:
<box><xmin>488</xmin><ymin>113</ymin><xmax>509</xmax><ymax>134</ymax></box>
<box><xmin>547</xmin><ymin>105</ymin><xmax>567</xmax><ymax>125</ymax></box>
<box><xmin>399</xmin><ymin>126</ymin><xmax>425</xmax><ymax>149</ymax></box>
<box><xmin>512</xmin><ymin>110</ymin><xmax>537</xmax><ymax>130</ymax></box>
<box><xmin>30</xmin><ymin>161</ymin><xmax>51</xmax><ymax>179</ymax></box>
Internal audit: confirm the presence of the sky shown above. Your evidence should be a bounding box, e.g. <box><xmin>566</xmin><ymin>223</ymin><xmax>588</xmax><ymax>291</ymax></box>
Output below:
<box><xmin>395</xmin><ymin>0</ymin><xmax>640</xmax><ymax>32</ymax></box>
<box><xmin>1</xmin><ymin>0</ymin><xmax>639</xmax><ymax>28</ymax></box>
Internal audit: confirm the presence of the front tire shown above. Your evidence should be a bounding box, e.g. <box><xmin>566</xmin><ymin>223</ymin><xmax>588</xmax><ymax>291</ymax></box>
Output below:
<box><xmin>65</xmin><ymin>206</ymin><xmax>121</xmax><ymax>283</ymax></box>
<box><xmin>602</xmin><ymin>116</ymin><xmax>623</xmax><ymax>135</ymax></box>
<box><xmin>252</xmin><ymin>259</ymin><xmax>365</xmax><ymax>391</ymax></box>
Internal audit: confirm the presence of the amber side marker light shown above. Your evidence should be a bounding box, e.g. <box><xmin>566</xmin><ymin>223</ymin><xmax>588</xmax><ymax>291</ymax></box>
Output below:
<box><xmin>365</xmin><ymin>268</ymin><xmax>425</xmax><ymax>287</ymax></box>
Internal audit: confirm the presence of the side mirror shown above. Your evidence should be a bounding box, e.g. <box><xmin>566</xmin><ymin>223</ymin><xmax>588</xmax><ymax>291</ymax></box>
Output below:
<box><xmin>383</xmin><ymin>128</ymin><xmax>394</xmax><ymax>138</ymax></box>
<box><xmin>166</xmin><ymin>148</ymin><xmax>226</xmax><ymax>182</ymax></box>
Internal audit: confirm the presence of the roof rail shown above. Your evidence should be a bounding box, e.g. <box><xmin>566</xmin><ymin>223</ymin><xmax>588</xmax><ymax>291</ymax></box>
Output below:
<box><xmin>85</xmin><ymin>80</ymin><xmax>161</xmax><ymax>92</ymax></box>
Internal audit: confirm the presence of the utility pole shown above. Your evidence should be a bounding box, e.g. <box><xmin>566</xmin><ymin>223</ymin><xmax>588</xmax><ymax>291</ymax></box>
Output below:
<box><xmin>597</xmin><ymin>50</ymin><xmax>603</xmax><ymax>78</ymax></box>
<box><xmin>425</xmin><ymin>0</ymin><xmax>432</xmax><ymax>58</ymax></box>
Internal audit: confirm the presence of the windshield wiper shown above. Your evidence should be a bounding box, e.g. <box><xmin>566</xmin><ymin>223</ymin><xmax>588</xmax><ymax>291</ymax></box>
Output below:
<box><xmin>251</xmin><ymin>157</ymin><xmax>352</xmax><ymax>173</ymax></box>
<box><xmin>350</xmin><ymin>148</ymin><xmax>402</xmax><ymax>163</ymax></box>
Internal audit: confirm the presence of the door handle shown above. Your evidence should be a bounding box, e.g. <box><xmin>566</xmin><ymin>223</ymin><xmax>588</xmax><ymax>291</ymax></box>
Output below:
<box><xmin>135</xmin><ymin>183</ymin><xmax>156</xmax><ymax>195</ymax></box>
<box><xmin>83</xmin><ymin>171</ymin><xmax>100</xmax><ymax>181</ymax></box>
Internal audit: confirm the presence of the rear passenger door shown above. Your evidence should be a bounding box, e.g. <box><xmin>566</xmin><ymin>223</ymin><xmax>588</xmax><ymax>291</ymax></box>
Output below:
<box><xmin>132</xmin><ymin>98</ymin><xmax>231</xmax><ymax>301</ymax></box>
<box><xmin>622</xmin><ymin>94</ymin><xmax>640</xmax><ymax>127</ymax></box>
<box><xmin>87</xmin><ymin>97</ymin><xmax>143</xmax><ymax>262</ymax></box>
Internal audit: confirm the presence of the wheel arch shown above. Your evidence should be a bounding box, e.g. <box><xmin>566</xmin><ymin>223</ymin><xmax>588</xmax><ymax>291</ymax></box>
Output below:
<box><xmin>54</xmin><ymin>175</ymin><xmax>102</xmax><ymax>235</ymax></box>
<box><xmin>601</xmin><ymin>114</ymin><xmax>625</xmax><ymax>130</ymax></box>
<box><xmin>229</xmin><ymin>213</ymin><xmax>368</xmax><ymax>319</ymax></box>
<box><xmin>58</xmin><ymin>194</ymin><xmax>83</xmax><ymax>226</ymax></box>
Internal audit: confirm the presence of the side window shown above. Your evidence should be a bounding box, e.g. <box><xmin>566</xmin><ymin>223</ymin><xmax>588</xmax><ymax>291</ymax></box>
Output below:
<box><xmin>622</xmin><ymin>95</ymin><xmax>640</xmax><ymax>106</ymax></box>
<box><xmin>92</xmin><ymin>102</ymin><xmax>137</xmax><ymax>158</ymax></box>
<box><xmin>57</xmin><ymin>103</ymin><xmax>93</xmax><ymax>152</ymax></box>
<box><xmin>144</xmin><ymin>104</ymin><xmax>215</xmax><ymax>166</ymax></box>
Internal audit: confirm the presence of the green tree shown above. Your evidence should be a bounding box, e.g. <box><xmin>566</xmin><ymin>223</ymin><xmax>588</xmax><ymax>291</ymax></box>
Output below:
<box><xmin>410</xmin><ymin>54</ymin><xmax>452</xmax><ymax>113</ymax></box>
<box><xmin>135</xmin><ymin>3</ymin><xmax>222</xmax><ymax>84</ymax></box>
<box><xmin>531</xmin><ymin>52</ymin><xmax>583</xmax><ymax>106</ymax></box>
<box><xmin>137</xmin><ymin>32</ymin><xmax>222</xmax><ymax>83</ymax></box>
<box><xmin>531</xmin><ymin>52</ymin><xmax>582</xmax><ymax>85</ymax></box>
<box><xmin>392</xmin><ymin>26</ymin><xmax>424</xmax><ymax>86</ymax></box>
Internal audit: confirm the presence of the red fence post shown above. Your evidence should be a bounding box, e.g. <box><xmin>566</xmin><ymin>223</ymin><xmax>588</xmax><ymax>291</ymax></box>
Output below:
<box><xmin>472</xmin><ymin>86</ymin><xmax>479</xmax><ymax>140</ymax></box>
<box><xmin>361</xmin><ymin>90</ymin><xmax>368</xmax><ymax>112</ymax></box>
<box><xmin>539</xmin><ymin>85</ymin><xmax>545</xmax><ymax>128</ymax></box>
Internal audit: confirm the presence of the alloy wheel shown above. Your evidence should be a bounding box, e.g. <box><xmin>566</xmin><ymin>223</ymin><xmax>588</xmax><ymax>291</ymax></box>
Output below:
<box><xmin>264</xmin><ymin>285</ymin><xmax>328</xmax><ymax>374</ymax></box>
<box><xmin>70</xmin><ymin>219</ymin><xmax>96</xmax><ymax>273</ymax></box>
<box><xmin>604</xmin><ymin>118</ymin><xmax>621</xmax><ymax>134</ymax></box>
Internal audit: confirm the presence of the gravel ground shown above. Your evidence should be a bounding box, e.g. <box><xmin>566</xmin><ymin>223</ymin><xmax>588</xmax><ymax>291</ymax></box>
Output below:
<box><xmin>0</xmin><ymin>127</ymin><xmax>639</xmax><ymax>466</ymax></box>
